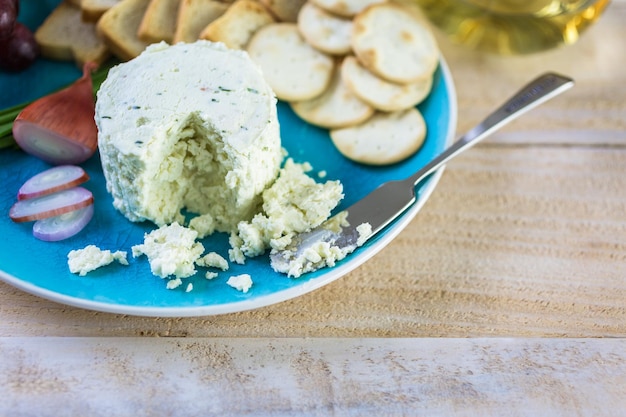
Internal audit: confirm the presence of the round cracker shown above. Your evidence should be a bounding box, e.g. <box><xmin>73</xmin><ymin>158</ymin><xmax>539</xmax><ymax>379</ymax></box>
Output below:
<box><xmin>290</xmin><ymin>62</ymin><xmax>375</xmax><ymax>129</ymax></box>
<box><xmin>246</xmin><ymin>23</ymin><xmax>334</xmax><ymax>101</ymax></box>
<box><xmin>341</xmin><ymin>55</ymin><xmax>432</xmax><ymax>112</ymax></box>
<box><xmin>297</xmin><ymin>2</ymin><xmax>353</xmax><ymax>55</ymax></box>
<box><xmin>351</xmin><ymin>3</ymin><xmax>438</xmax><ymax>84</ymax></box>
<box><xmin>330</xmin><ymin>108</ymin><xmax>426</xmax><ymax>165</ymax></box>
<box><xmin>310</xmin><ymin>0</ymin><xmax>385</xmax><ymax>17</ymax></box>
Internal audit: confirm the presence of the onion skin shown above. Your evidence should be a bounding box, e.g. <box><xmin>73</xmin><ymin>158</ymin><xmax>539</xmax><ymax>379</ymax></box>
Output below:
<box><xmin>12</xmin><ymin>62</ymin><xmax>99</xmax><ymax>164</ymax></box>
<box><xmin>9</xmin><ymin>186</ymin><xmax>94</xmax><ymax>223</ymax></box>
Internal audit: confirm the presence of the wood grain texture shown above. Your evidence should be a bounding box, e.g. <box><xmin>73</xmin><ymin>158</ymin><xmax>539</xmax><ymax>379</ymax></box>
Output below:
<box><xmin>0</xmin><ymin>2</ymin><xmax>625</xmax><ymax>338</ymax></box>
<box><xmin>1</xmin><ymin>337</ymin><xmax>625</xmax><ymax>416</ymax></box>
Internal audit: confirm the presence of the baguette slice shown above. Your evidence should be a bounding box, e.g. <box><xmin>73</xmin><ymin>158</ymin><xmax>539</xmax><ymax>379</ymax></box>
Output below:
<box><xmin>34</xmin><ymin>1</ymin><xmax>110</xmax><ymax>67</ymax></box>
<box><xmin>81</xmin><ymin>0</ymin><xmax>122</xmax><ymax>22</ymax></box>
<box><xmin>138</xmin><ymin>0</ymin><xmax>181</xmax><ymax>43</ymax></box>
<box><xmin>199</xmin><ymin>0</ymin><xmax>275</xmax><ymax>50</ymax></box>
<box><xmin>97</xmin><ymin>0</ymin><xmax>151</xmax><ymax>61</ymax></box>
<box><xmin>173</xmin><ymin>0</ymin><xmax>228</xmax><ymax>43</ymax></box>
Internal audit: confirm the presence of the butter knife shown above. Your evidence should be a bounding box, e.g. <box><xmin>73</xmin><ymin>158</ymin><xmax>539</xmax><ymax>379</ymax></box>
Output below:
<box><xmin>271</xmin><ymin>72</ymin><xmax>575</xmax><ymax>276</ymax></box>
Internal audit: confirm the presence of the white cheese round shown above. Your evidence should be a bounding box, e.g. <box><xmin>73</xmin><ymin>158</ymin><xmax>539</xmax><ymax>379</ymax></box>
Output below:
<box><xmin>96</xmin><ymin>41</ymin><xmax>282</xmax><ymax>231</ymax></box>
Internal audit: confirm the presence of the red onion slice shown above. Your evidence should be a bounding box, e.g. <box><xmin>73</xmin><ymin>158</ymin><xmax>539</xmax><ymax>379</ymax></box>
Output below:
<box><xmin>18</xmin><ymin>165</ymin><xmax>89</xmax><ymax>200</ymax></box>
<box><xmin>9</xmin><ymin>186</ymin><xmax>93</xmax><ymax>223</ymax></box>
<box><xmin>33</xmin><ymin>204</ymin><xmax>94</xmax><ymax>241</ymax></box>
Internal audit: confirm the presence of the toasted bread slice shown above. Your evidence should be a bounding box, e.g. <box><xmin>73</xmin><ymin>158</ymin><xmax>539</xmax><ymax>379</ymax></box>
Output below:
<box><xmin>97</xmin><ymin>0</ymin><xmax>151</xmax><ymax>61</ymax></box>
<box><xmin>138</xmin><ymin>0</ymin><xmax>181</xmax><ymax>43</ymax></box>
<box><xmin>199</xmin><ymin>0</ymin><xmax>275</xmax><ymax>50</ymax></box>
<box><xmin>34</xmin><ymin>1</ymin><xmax>110</xmax><ymax>67</ymax></box>
<box><xmin>81</xmin><ymin>0</ymin><xmax>122</xmax><ymax>22</ymax></box>
<box><xmin>173</xmin><ymin>0</ymin><xmax>228</xmax><ymax>43</ymax></box>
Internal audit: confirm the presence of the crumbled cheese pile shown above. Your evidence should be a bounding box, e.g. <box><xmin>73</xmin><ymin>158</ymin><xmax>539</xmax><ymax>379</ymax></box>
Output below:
<box><xmin>229</xmin><ymin>158</ymin><xmax>343</xmax><ymax>264</ymax></box>
<box><xmin>272</xmin><ymin>212</ymin><xmax>373</xmax><ymax>278</ymax></box>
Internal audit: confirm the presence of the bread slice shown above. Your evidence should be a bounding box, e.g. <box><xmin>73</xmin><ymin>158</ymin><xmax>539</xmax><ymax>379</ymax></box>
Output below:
<box><xmin>34</xmin><ymin>1</ymin><xmax>110</xmax><ymax>67</ymax></box>
<box><xmin>173</xmin><ymin>0</ymin><xmax>228</xmax><ymax>43</ymax></box>
<box><xmin>97</xmin><ymin>0</ymin><xmax>151</xmax><ymax>61</ymax></box>
<box><xmin>81</xmin><ymin>0</ymin><xmax>122</xmax><ymax>22</ymax></box>
<box><xmin>199</xmin><ymin>0</ymin><xmax>275</xmax><ymax>50</ymax></box>
<box><xmin>137</xmin><ymin>0</ymin><xmax>181</xmax><ymax>43</ymax></box>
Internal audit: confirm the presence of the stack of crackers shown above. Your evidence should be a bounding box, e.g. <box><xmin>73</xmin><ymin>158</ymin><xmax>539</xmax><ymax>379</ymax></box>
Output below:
<box><xmin>248</xmin><ymin>0</ymin><xmax>440</xmax><ymax>165</ymax></box>
<box><xmin>34</xmin><ymin>0</ymin><xmax>440</xmax><ymax>165</ymax></box>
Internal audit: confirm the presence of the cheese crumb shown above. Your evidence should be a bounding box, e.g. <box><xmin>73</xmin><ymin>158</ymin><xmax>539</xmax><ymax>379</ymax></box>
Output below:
<box><xmin>186</xmin><ymin>283</ymin><xmax>193</xmax><ymax>292</ymax></box>
<box><xmin>356</xmin><ymin>222</ymin><xmax>373</xmax><ymax>246</ymax></box>
<box><xmin>132</xmin><ymin>222</ymin><xmax>204</xmax><ymax>279</ymax></box>
<box><xmin>68</xmin><ymin>245</ymin><xmax>128</xmax><ymax>276</ymax></box>
<box><xmin>166</xmin><ymin>278</ymin><xmax>183</xmax><ymax>289</ymax></box>
<box><xmin>205</xmin><ymin>271</ymin><xmax>219</xmax><ymax>280</ymax></box>
<box><xmin>226</xmin><ymin>274</ymin><xmax>253</xmax><ymax>293</ymax></box>
<box><xmin>196</xmin><ymin>252</ymin><xmax>229</xmax><ymax>270</ymax></box>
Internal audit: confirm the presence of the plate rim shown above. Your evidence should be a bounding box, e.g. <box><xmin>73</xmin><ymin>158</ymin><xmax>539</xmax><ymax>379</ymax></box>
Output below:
<box><xmin>0</xmin><ymin>57</ymin><xmax>458</xmax><ymax>317</ymax></box>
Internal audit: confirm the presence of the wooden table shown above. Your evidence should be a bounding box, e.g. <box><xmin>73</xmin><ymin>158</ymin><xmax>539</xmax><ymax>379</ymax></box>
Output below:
<box><xmin>1</xmin><ymin>1</ymin><xmax>625</xmax><ymax>415</ymax></box>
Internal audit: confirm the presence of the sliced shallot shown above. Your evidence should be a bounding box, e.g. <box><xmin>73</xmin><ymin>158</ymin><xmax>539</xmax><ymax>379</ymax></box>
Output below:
<box><xmin>9</xmin><ymin>186</ymin><xmax>93</xmax><ymax>223</ymax></box>
<box><xmin>32</xmin><ymin>204</ymin><xmax>94</xmax><ymax>241</ymax></box>
<box><xmin>18</xmin><ymin>165</ymin><xmax>89</xmax><ymax>200</ymax></box>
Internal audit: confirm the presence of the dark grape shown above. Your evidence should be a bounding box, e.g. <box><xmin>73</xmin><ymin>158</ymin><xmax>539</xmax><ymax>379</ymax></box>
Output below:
<box><xmin>0</xmin><ymin>0</ymin><xmax>18</xmax><ymax>40</ymax></box>
<box><xmin>0</xmin><ymin>22</ymin><xmax>39</xmax><ymax>72</ymax></box>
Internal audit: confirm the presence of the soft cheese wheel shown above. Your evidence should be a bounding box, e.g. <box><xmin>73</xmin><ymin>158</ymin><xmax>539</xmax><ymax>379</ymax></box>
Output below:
<box><xmin>330</xmin><ymin>108</ymin><xmax>426</xmax><ymax>165</ymax></box>
<box><xmin>351</xmin><ymin>2</ymin><xmax>438</xmax><ymax>84</ymax></box>
<box><xmin>96</xmin><ymin>41</ymin><xmax>282</xmax><ymax>231</ymax></box>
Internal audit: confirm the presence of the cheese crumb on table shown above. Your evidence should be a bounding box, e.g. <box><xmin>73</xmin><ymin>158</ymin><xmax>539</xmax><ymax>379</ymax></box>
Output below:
<box><xmin>226</xmin><ymin>274</ymin><xmax>253</xmax><ymax>293</ymax></box>
<box><xmin>132</xmin><ymin>222</ymin><xmax>204</xmax><ymax>279</ymax></box>
<box><xmin>68</xmin><ymin>245</ymin><xmax>128</xmax><ymax>276</ymax></box>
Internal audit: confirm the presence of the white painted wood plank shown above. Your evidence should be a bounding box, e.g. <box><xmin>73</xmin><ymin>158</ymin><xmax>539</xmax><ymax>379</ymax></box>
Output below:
<box><xmin>1</xmin><ymin>338</ymin><xmax>624</xmax><ymax>416</ymax></box>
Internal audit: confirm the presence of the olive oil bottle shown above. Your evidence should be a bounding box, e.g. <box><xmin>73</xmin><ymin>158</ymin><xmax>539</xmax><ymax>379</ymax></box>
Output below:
<box><xmin>413</xmin><ymin>0</ymin><xmax>610</xmax><ymax>54</ymax></box>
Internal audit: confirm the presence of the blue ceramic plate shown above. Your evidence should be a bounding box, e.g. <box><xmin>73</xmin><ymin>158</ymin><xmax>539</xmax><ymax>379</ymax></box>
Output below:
<box><xmin>0</xmin><ymin>2</ymin><xmax>457</xmax><ymax>316</ymax></box>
